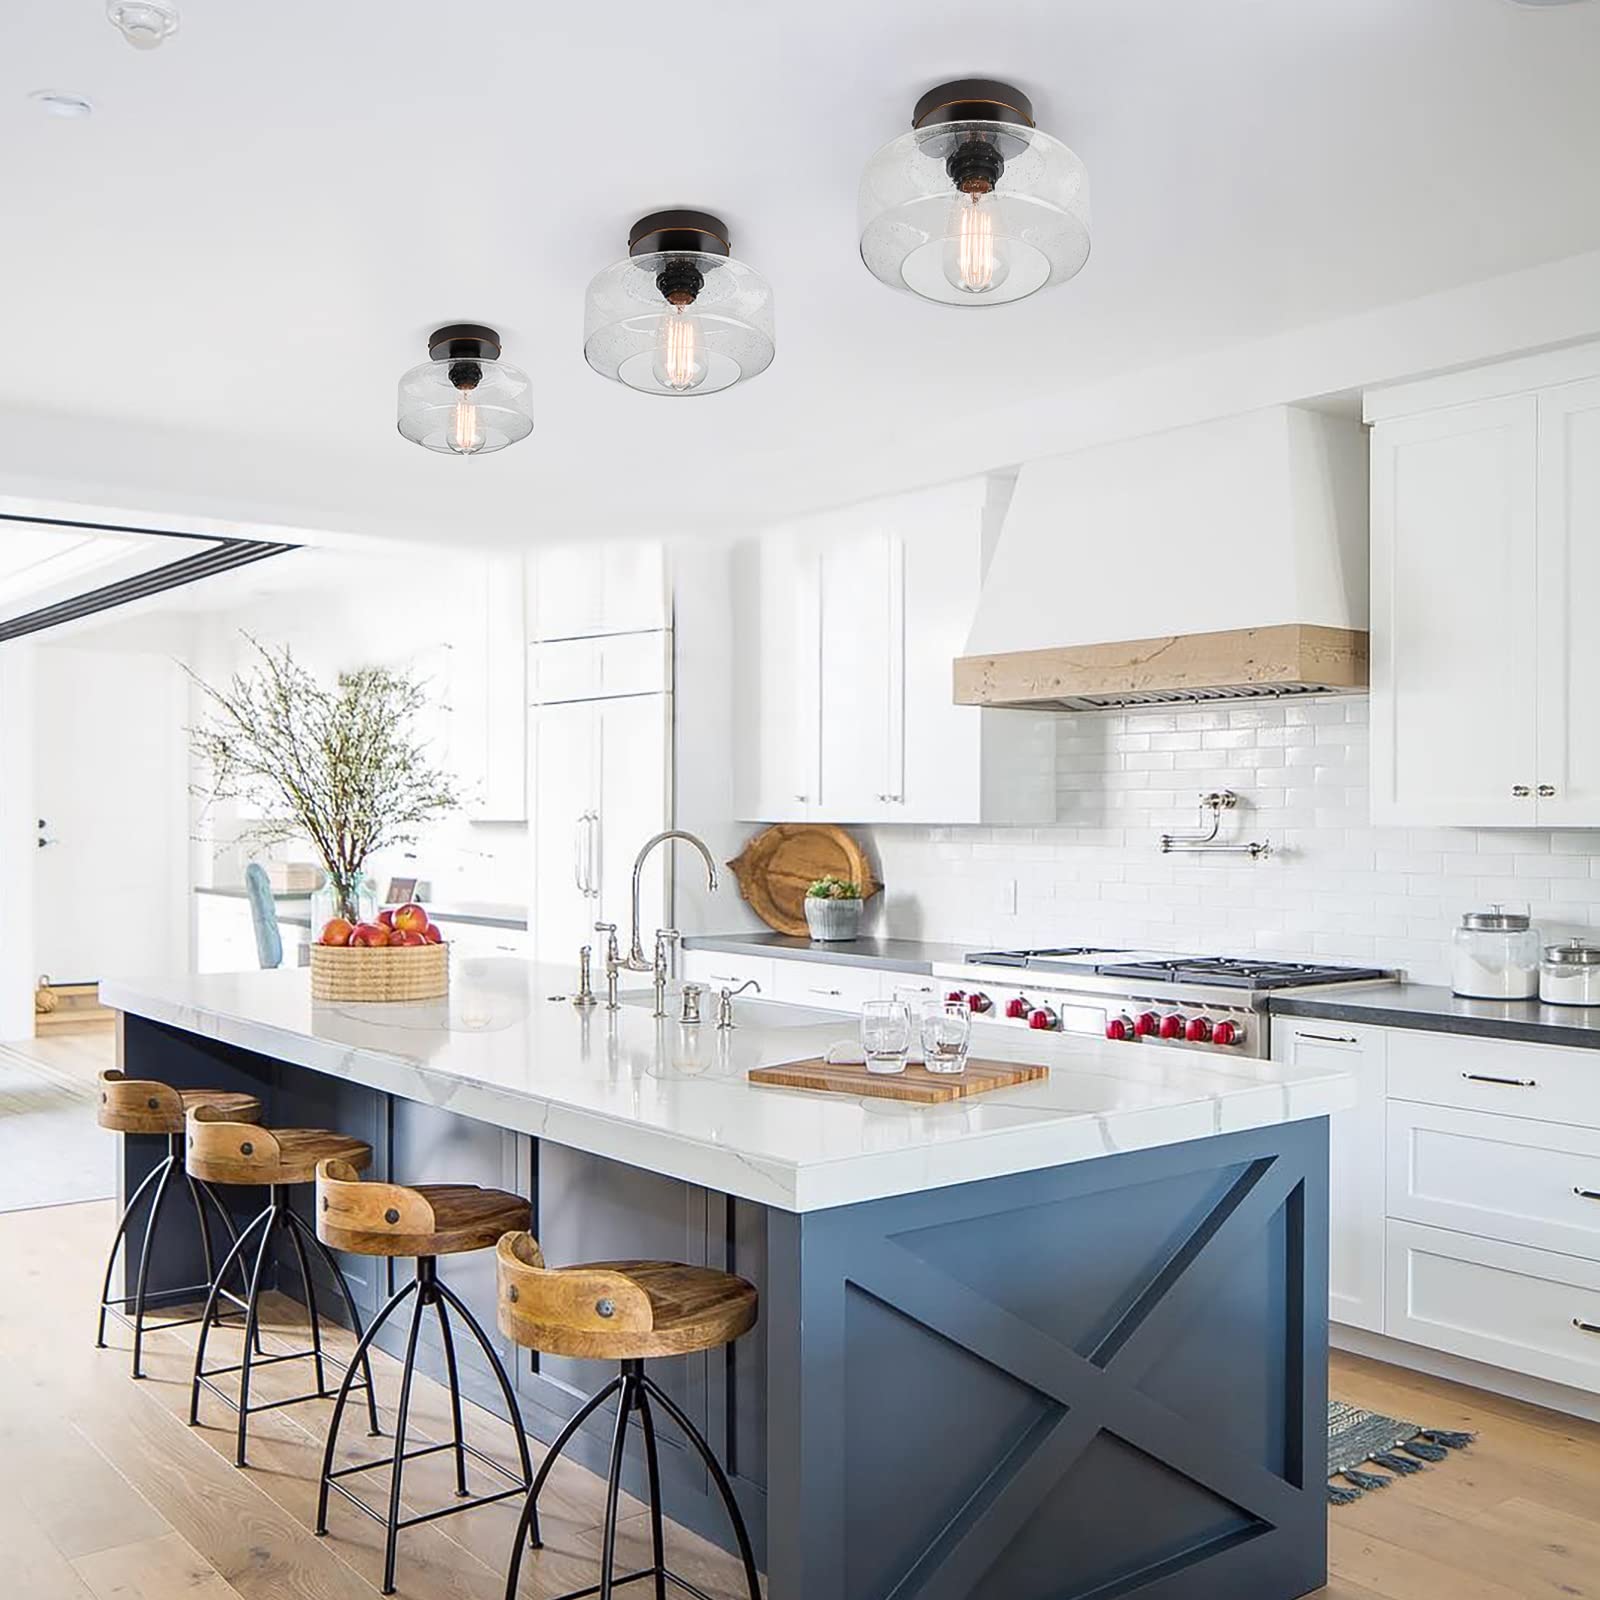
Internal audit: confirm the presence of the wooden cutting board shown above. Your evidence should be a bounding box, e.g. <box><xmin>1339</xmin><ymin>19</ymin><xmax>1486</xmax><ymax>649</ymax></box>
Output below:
<box><xmin>749</xmin><ymin>1056</ymin><xmax>1047</xmax><ymax>1104</ymax></box>
<box><xmin>727</xmin><ymin>823</ymin><xmax>881</xmax><ymax>937</ymax></box>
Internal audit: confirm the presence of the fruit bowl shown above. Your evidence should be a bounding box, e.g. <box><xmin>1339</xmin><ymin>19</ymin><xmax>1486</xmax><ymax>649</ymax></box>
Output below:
<box><xmin>309</xmin><ymin>904</ymin><xmax>449</xmax><ymax>1003</ymax></box>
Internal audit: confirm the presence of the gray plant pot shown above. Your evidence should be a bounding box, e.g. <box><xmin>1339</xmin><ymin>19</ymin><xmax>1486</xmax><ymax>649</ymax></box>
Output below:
<box><xmin>805</xmin><ymin>896</ymin><xmax>863</xmax><ymax>942</ymax></box>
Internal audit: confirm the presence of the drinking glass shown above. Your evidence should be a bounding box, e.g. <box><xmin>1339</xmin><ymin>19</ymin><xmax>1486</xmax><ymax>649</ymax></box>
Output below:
<box><xmin>921</xmin><ymin>1001</ymin><xmax>972</xmax><ymax>1075</ymax></box>
<box><xmin>860</xmin><ymin>998</ymin><xmax>913</xmax><ymax>1074</ymax></box>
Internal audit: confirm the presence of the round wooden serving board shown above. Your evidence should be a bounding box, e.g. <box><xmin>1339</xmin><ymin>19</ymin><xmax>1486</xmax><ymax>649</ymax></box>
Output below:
<box><xmin>727</xmin><ymin>824</ymin><xmax>881</xmax><ymax>937</ymax></box>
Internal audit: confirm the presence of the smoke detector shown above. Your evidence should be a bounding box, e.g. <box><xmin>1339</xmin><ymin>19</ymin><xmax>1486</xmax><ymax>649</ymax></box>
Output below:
<box><xmin>107</xmin><ymin>1</ymin><xmax>180</xmax><ymax>49</ymax></box>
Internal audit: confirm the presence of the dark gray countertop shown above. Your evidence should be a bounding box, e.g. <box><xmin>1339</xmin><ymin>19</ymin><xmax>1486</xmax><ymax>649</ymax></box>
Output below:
<box><xmin>682</xmin><ymin>931</ymin><xmax>971</xmax><ymax>974</ymax></box>
<box><xmin>1271</xmin><ymin>982</ymin><xmax>1600</xmax><ymax>1049</ymax></box>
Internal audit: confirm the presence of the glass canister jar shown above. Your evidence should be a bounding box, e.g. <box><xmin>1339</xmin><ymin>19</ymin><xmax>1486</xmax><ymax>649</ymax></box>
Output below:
<box><xmin>1451</xmin><ymin>906</ymin><xmax>1541</xmax><ymax>1000</ymax></box>
<box><xmin>1539</xmin><ymin>941</ymin><xmax>1600</xmax><ymax>1007</ymax></box>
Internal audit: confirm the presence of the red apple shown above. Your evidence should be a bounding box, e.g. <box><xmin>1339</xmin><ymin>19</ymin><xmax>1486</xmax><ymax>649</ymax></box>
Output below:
<box><xmin>349</xmin><ymin>922</ymin><xmax>390</xmax><ymax>947</ymax></box>
<box><xmin>422</xmin><ymin>923</ymin><xmax>443</xmax><ymax>944</ymax></box>
<box><xmin>392</xmin><ymin>929</ymin><xmax>426</xmax><ymax>947</ymax></box>
<box><xmin>377</xmin><ymin>909</ymin><xmax>396</xmax><ymax>930</ymax></box>
<box><xmin>393</xmin><ymin>902</ymin><xmax>430</xmax><ymax>936</ymax></box>
<box><xmin>320</xmin><ymin>917</ymin><xmax>355</xmax><ymax>947</ymax></box>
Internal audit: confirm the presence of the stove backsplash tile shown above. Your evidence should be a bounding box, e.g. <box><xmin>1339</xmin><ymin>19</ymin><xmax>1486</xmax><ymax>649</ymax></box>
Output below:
<box><xmin>859</xmin><ymin>698</ymin><xmax>1600</xmax><ymax>988</ymax></box>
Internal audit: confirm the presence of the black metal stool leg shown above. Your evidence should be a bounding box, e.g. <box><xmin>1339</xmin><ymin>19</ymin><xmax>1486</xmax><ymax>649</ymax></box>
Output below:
<box><xmin>316</xmin><ymin>1276</ymin><xmax>416</xmax><ymax>1535</ymax></box>
<box><xmin>503</xmin><ymin>1376</ymin><xmax>624</xmax><ymax>1600</ymax></box>
<box><xmin>429</xmin><ymin>1271</ymin><xmax>470</xmax><ymax>1497</ymax></box>
<box><xmin>597</xmin><ymin>1373</ymin><xmax>636</xmax><ymax>1600</ymax></box>
<box><xmin>188</xmin><ymin>1202</ymin><xmax>271</xmax><ymax>1426</ymax></box>
<box><xmin>283</xmin><ymin>1205</ymin><xmax>327</xmax><ymax>1395</ymax></box>
<box><xmin>127</xmin><ymin>1152</ymin><xmax>182</xmax><ymax>1379</ymax></box>
<box><xmin>382</xmin><ymin>1280</ymin><xmax>431</xmax><ymax>1596</ymax></box>
<box><xmin>295</xmin><ymin>1210</ymin><xmax>382</xmax><ymax>1436</ymax></box>
<box><xmin>95</xmin><ymin>1150</ymin><xmax>171</xmax><ymax>1351</ymax></box>
<box><xmin>641</xmin><ymin>1374</ymin><xmax>761</xmax><ymax>1600</ymax></box>
<box><xmin>635</xmin><ymin>1380</ymin><xmax>669</xmax><ymax>1600</ymax></box>
<box><xmin>233</xmin><ymin>1197</ymin><xmax>281</xmax><ymax>1467</ymax></box>
<box><xmin>436</xmin><ymin>1280</ymin><xmax>534</xmax><ymax>1491</ymax></box>
<box><xmin>195</xmin><ymin>1177</ymin><xmax>261</xmax><ymax>1348</ymax></box>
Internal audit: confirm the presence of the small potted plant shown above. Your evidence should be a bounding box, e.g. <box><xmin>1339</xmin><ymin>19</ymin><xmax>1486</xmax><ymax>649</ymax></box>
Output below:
<box><xmin>804</xmin><ymin>877</ymin><xmax>864</xmax><ymax>942</ymax></box>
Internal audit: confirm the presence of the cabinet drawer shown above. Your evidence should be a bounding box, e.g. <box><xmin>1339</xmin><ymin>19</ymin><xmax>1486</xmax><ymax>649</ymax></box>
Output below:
<box><xmin>1385</xmin><ymin>1220</ymin><xmax>1600</xmax><ymax>1394</ymax></box>
<box><xmin>768</xmin><ymin>960</ymin><xmax>884</xmax><ymax>1012</ymax></box>
<box><xmin>679</xmin><ymin>951</ymin><xmax>774</xmax><ymax>995</ymax></box>
<box><xmin>1386</xmin><ymin>1027</ymin><xmax>1600</xmax><ymax>1130</ymax></box>
<box><xmin>1387</xmin><ymin>1101</ymin><xmax>1600</xmax><ymax>1260</ymax></box>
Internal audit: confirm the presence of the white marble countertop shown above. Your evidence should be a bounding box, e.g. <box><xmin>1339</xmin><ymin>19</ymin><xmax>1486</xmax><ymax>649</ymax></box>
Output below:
<box><xmin>101</xmin><ymin>961</ymin><xmax>1354</xmax><ymax>1213</ymax></box>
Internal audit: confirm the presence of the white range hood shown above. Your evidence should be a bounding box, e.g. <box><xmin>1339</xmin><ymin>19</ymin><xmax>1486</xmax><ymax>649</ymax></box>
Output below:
<box><xmin>955</xmin><ymin>405</ymin><xmax>1370</xmax><ymax>709</ymax></box>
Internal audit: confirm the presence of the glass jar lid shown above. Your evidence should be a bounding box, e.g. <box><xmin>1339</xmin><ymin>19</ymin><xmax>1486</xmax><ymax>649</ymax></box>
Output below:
<box><xmin>1544</xmin><ymin>941</ymin><xmax>1600</xmax><ymax>966</ymax></box>
<box><xmin>1461</xmin><ymin>907</ymin><xmax>1531</xmax><ymax>932</ymax></box>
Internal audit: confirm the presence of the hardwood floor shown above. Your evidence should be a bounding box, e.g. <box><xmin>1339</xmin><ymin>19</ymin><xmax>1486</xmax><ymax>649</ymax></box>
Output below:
<box><xmin>2</xmin><ymin>1028</ymin><xmax>1595</xmax><ymax>1600</ymax></box>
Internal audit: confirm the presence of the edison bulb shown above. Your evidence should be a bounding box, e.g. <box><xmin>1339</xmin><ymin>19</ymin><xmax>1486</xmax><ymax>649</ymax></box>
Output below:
<box><xmin>449</xmin><ymin>391</ymin><xmax>485</xmax><ymax>454</ymax></box>
<box><xmin>652</xmin><ymin>304</ymin><xmax>710</xmax><ymax>392</ymax></box>
<box><xmin>942</xmin><ymin>190</ymin><xmax>1010</xmax><ymax>297</ymax></box>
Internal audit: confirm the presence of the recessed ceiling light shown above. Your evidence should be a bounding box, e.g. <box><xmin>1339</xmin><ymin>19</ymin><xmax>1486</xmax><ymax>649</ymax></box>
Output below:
<box><xmin>106</xmin><ymin>0</ymin><xmax>180</xmax><ymax>50</ymax></box>
<box><xmin>30</xmin><ymin>90</ymin><xmax>94</xmax><ymax>119</ymax></box>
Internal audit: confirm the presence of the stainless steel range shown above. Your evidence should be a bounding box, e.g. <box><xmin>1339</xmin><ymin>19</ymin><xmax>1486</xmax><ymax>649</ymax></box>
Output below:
<box><xmin>928</xmin><ymin>948</ymin><xmax>1392</xmax><ymax>1059</ymax></box>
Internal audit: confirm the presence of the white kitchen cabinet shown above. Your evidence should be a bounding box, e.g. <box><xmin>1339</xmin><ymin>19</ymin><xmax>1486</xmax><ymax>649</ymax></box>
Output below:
<box><xmin>680</xmin><ymin>950</ymin><xmax>776</xmax><ymax>995</ymax></box>
<box><xmin>1271</xmin><ymin>1019</ymin><xmax>1387</xmax><ymax>1332</ymax></box>
<box><xmin>527</xmin><ymin>540</ymin><xmax>669</xmax><ymax>642</ymax></box>
<box><xmin>529</xmin><ymin>688</ymin><xmax>669</xmax><ymax>965</ymax></box>
<box><xmin>455</xmin><ymin>554</ymin><xmax>528</xmax><ymax>822</ymax></box>
<box><xmin>1367</xmin><ymin>344</ymin><xmax>1600</xmax><ymax>826</ymax></box>
<box><xmin>767</xmin><ymin>959</ymin><xmax>885</xmax><ymax>1013</ymax></box>
<box><xmin>732</xmin><ymin>478</ymin><xmax>1053</xmax><ymax>826</ymax></box>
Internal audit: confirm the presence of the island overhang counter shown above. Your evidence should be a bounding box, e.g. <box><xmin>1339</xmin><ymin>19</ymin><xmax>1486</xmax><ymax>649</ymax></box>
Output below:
<box><xmin>102</xmin><ymin>961</ymin><xmax>1350</xmax><ymax>1600</ymax></box>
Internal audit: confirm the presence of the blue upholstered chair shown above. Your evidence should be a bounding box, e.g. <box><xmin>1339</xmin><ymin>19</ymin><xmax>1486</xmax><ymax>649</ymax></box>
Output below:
<box><xmin>243</xmin><ymin>862</ymin><xmax>284</xmax><ymax>970</ymax></box>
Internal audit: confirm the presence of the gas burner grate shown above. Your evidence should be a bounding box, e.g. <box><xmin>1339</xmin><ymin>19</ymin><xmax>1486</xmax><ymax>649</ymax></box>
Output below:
<box><xmin>1095</xmin><ymin>957</ymin><xmax>1389</xmax><ymax>990</ymax></box>
<box><xmin>965</xmin><ymin>947</ymin><xmax>1130</xmax><ymax>968</ymax></box>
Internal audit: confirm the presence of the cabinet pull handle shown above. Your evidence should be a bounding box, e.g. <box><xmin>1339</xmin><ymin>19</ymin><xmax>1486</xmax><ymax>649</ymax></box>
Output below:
<box><xmin>1574</xmin><ymin>1187</ymin><xmax>1600</xmax><ymax>1202</ymax></box>
<box><xmin>1538</xmin><ymin>784</ymin><xmax>1557</xmax><ymax>798</ymax></box>
<box><xmin>808</xmin><ymin>986</ymin><xmax>843</xmax><ymax>997</ymax></box>
<box><xmin>1575</xmin><ymin>1318</ymin><xmax>1600</xmax><ymax>1336</ymax></box>
<box><xmin>1461</xmin><ymin>1072</ymin><xmax>1537</xmax><ymax>1088</ymax></box>
<box><xmin>1511</xmin><ymin>784</ymin><xmax>1531</xmax><ymax>798</ymax></box>
<box><xmin>1295</xmin><ymin>1031</ymin><xmax>1358</xmax><ymax>1045</ymax></box>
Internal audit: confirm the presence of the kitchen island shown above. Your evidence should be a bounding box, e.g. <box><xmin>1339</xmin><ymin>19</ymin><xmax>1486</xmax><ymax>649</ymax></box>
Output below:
<box><xmin>102</xmin><ymin>960</ymin><xmax>1351</xmax><ymax>1600</ymax></box>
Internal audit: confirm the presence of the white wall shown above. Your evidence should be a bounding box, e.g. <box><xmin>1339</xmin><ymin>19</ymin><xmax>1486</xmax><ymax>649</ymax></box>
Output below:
<box><xmin>857</xmin><ymin>696</ymin><xmax>1600</xmax><ymax>988</ymax></box>
<box><xmin>0</xmin><ymin>643</ymin><xmax>37</xmax><ymax>1038</ymax></box>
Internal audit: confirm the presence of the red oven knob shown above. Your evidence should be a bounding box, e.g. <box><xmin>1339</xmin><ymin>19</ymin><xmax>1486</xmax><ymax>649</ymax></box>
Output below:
<box><xmin>946</xmin><ymin>989</ymin><xmax>966</xmax><ymax>1005</ymax></box>
<box><xmin>1028</xmin><ymin>1006</ymin><xmax>1059</xmax><ymax>1031</ymax></box>
<box><xmin>1185</xmin><ymin>1017</ymin><xmax>1213</xmax><ymax>1043</ymax></box>
<box><xmin>1133</xmin><ymin>1011</ymin><xmax>1159</xmax><ymax>1037</ymax></box>
<box><xmin>1158</xmin><ymin>1014</ymin><xmax>1186</xmax><ymax>1040</ymax></box>
<box><xmin>1005</xmin><ymin>995</ymin><xmax>1031</xmax><ymax>1020</ymax></box>
<box><xmin>1212</xmin><ymin>1019</ymin><xmax>1243</xmax><ymax>1047</ymax></box>
<box><xmin>967</xmin><ymin>991</ymin><xmax>993</xmax><ymax>1014</ymax></box>
<box><xmin>1106</xmin><ymin>1015</ymin><xmax>1133</xmax><ymax>1041</ymax></box>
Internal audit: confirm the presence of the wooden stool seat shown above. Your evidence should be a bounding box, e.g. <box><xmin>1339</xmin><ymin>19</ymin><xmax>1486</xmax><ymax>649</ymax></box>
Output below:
<box><xmin>496</xmin><ymin>1234</ymin><xmax>758</xmax><ymax>1362</ymax></box>
<box><xmin>98</xmin><ymin>1071</ymin><xmax>262</xmax><ymax>1136</ymax></box>
<box><xmin>316</xmin><ymin>1160</ymin><xmax>531</xmax><ymax>1256</ymax></box>
<box><xmin>185</xmin><ymin>1107</ymin><xmax>371</xmax><ymax>1187</ymax></box>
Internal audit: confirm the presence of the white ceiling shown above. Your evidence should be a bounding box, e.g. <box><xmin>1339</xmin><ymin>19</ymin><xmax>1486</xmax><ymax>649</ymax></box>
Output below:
<box><xmin>5</xmin><ymin>0</ymin><xmax>1600</xmax><ymax>547</ymax></box>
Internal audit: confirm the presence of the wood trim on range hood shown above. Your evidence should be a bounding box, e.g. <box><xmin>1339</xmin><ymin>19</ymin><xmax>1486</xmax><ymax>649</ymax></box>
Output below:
<box><xmin>953</xmin><ymin>624</ymin><xmax>1369</xmax><ymax>711</ymax></box>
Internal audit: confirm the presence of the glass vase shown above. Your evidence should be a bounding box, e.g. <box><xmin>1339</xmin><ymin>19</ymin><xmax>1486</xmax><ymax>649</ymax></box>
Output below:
<box><xmin>311</xmin><ymin>867</ymin><xmax>376</xmax><ymax>932</ymax></box>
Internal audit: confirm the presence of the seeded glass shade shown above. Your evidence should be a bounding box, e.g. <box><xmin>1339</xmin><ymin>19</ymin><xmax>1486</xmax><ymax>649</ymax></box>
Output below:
<box><xmin>396</xmin><ymin>357</ymin><xmax>533</xmax><ymax>455</ymax></box>
<box><xmin>583</xmin><ymin>252</ymin><xmax>775</xmax><ymax>396</ymax></box>
<box><xmin>859</xmin><ymin>120</ymin><xmax>1091</xmax><ymax>306</ymax></box>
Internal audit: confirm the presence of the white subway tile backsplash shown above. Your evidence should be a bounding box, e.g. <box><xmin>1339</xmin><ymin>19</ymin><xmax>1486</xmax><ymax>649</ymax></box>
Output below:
<box><xmin>859</xmin><ymin>696</ymin><xmax>1600</xmax><ymax>986</ymax></box>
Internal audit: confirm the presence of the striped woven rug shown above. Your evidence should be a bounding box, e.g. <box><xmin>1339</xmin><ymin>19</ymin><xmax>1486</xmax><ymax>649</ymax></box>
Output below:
<box><xmin>1327</xmin><ymin>1399</ymin><xmax>1475</xmax><ymax>1503</ymax></box>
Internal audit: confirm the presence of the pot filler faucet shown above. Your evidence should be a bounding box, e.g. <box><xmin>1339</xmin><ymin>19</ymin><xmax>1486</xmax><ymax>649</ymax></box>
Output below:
<box><xmin>626</xmin><ymin>829</ymin><xmax>719</xmax><ymax>970</ymax></box>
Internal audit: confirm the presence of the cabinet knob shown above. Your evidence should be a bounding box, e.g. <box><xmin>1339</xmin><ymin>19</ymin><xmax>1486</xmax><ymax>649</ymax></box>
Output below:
<box><xmin>1539</xmin><ymin>784</ymin><xmax>1556</xmax><ymax>797</ymax></box>
<box><xmin>793</xmin><ymin>793</ymin><xmax>808</xmax><ymax>802</ymax></box>
<box><xmin>1511</xmin><ymin>785</ymin><xmax>1531</xmax><ymax>798</ymax></box>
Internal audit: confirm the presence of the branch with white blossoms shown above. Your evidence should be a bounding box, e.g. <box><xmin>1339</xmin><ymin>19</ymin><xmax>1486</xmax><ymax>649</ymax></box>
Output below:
<box><xmin>188</xmin><ymin>635</ymin><xmax>460</xmax><ymax>919</ymax></box>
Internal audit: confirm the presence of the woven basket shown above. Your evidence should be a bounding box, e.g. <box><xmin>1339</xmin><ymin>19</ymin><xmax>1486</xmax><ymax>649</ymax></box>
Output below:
<box><xmin>310</xmin><ymin>941</ymin><xmax>448</xmax><ymax>1002</ymax></box>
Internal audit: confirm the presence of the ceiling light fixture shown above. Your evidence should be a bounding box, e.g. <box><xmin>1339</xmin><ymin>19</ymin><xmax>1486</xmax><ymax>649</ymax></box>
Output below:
<box><xmin>30</xmin><ymin>90</ymin><xmax>94</xmax><ymax>119</ymax></box>
<box><xmin>107</xmin><ymin>0</ymin><xmax>180</xmax><ymax>49</ymax></box>
<box><xmin>858</xmin><ymin>78</ymin><xmax>1090</xmax><ymax>307</ymax></box>
<box><xmin>583</xmin><ymin>211</ymin><xmax>775</xmax><ymax>396</ymax></box>
<box><xmin>396</xmin><ymin>325</ymin><xmax>533</xmax><ymax>456</ymax></box>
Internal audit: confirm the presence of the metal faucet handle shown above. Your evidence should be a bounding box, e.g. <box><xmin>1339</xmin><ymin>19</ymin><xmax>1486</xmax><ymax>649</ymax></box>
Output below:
<box><xmin>594</xmin><ymin>921</ymin><xmax>617</xmax><ymax>934</ymax></box>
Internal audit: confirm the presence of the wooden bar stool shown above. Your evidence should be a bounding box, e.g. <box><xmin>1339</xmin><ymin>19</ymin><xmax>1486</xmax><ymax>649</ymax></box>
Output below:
<box><xmin>495</xmin><ymin>1232</ymin><xmax>761</xmax><ymax>1600</ymax></box>
<box><xmin>95</xmin><ymin>1070</ymin><xmax>264</xmax><ymax>1378</ymax></box>
<box><xmin>185</xmin><ymin>1106</ymin><xmax>381</xmax><ymax>1467</ymax></box>
<box><xmin>313</xmin><ymin>1160</ymin><xmax>535</xmax><ymax>1596</ymax></box>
